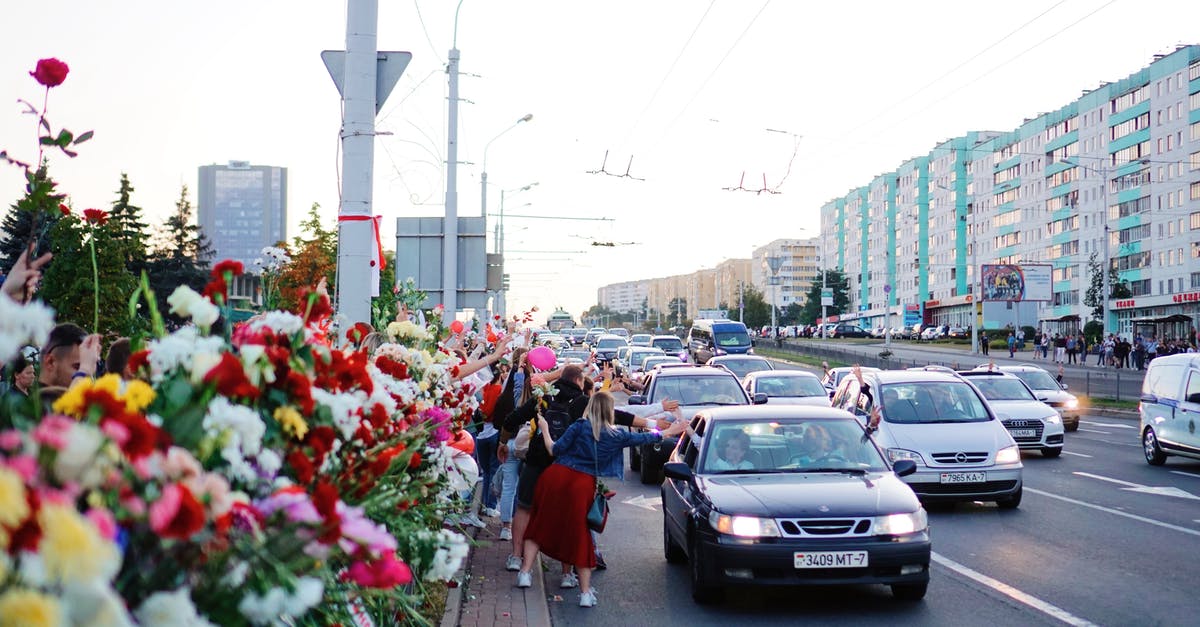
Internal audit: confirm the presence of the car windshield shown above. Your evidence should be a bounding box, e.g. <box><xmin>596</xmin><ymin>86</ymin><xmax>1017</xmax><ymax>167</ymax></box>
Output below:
<box><xmin>968</xmin><ymin>377</ymin><xmax>1035</xmax><ymax>401</ymax></box>
<box><xmin>701</xmin><ymin>418</ymin><xmax>888</xmax><ymax>474</ymax></box>
<box><xmin>643</xmin><ymin>358</ymin><xmax>677</xmax><ymax>370</ymax></box>
<box><xmin>651</xmin><ymin>376</ymin><xmax>746</xmax><ymax>406</ymax></box>
<box><xmin>756</xmin><ymin>376</ymin><xmax>826</xmax><ymax>397</ymax></box>
<box><xmin>652</xmin><ymin>337</ymin><xmax>684</xmax><ymax>352</ymax></box>
<box><xmin>630</xmin><ymin>350</ymin><xmax>664</xmax><ymax>369</ymax></box>
<box><xmin>560</xmin><ymin>351</ymin><xmax>590</xmax><ymax>361</ymax></box>
<box><xmin>1014</xmin><ymin>370</ymin><xmax>1058</xmax><ymax>390</ymax></box>
<box><xmin>714</xmin><ymin>359</ymin><xmax>773</xmax><ymax>380</ymax></box>
<box><xmin>714</xmin><ymin>331</ymin><xmax>751</xmax><ymax>347</ymax></box>
<box><xmin>597</xmin><ymin>338</ymin><xmax>627</xmax><ymax>348</ymax></box>
<box><xmin>879</xmin><ymin>382</ymin><xmax>991</xmax><ymax>424</ymax></box>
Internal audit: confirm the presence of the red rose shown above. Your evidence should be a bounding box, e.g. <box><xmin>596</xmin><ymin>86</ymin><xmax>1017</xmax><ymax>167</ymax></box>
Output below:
<box><xmin>82</xmin><ymin>208</ymin><xmax>108</xmax><ymax>226</ymax></box>
<box><xmin>299</xmin><ymin>287</ymin><xmax>332</xmax><ymax>323</ymax></box>
<box><xmin>202</xmin><ymin>352</ymin><xmax>260</xmax><ymax>400</ymax></box>
<box><xmin>202</xmin><ymin>276</ymin><xmax>227</xmax><ymax>302</ymax></box>
<box><xmin>287</xmin><ymin>449</ymin><xmax>315</xmax><ymax>484</ymax></box>
<box><xmin>149</xmin><ymin>483</ymin><xmax>206</xmax><ymax>540</ymax></box>
<box><xmin>127</xmin><ymin>350</ymin><xmax>150</xmax><ymax>376</ymax></box>
<box><xmin>58</xmin><ymin>203</ymin><xmax>71</xmax><ymax>216</ymax></box>
<box><xmin>30</xmin><ymin>58</ymin><xmax>69</xmax><ymax>87</ymax></box>
<box><xmin>211</xmin><ymin>259</ymin><xmax>244</xmax><ymax>278</ymax></box>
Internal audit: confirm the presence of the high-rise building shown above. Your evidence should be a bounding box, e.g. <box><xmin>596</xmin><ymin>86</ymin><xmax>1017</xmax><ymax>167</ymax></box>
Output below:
<box><xmin>597</xmin><ymin>280</ymin><xmax>649</xmax><ymax>313</ymax></box>
<box><xmin>821</xmin><ymin>45</ymin><xmax>1200</xmax><ymax>341</ymax></box>
<box><xmin>198</xmin><ymin>161</ymin><xmax>287</xmax><ymax>270</ymax></box>
<box><xmin>752</xmin><ymin>239</ymin><xmax>821</xmax><ymax>310</ymax></box>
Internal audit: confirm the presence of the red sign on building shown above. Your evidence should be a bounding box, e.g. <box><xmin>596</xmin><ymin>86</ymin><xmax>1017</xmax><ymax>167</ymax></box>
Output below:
<box><xmin>1172</xmin><ymin>292</ymin><xmax>1200</xmax><ymax>303</ymax></box>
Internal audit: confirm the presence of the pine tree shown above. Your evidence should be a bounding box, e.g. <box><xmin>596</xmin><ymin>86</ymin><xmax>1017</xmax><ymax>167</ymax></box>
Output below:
<box><xmin>147</xmin><ymin>185</ymin><xmax>213</xmax><ymax>326</ymax></box>
<box><xmin>0</xmin><ymin>165</ymin><xmax>65</xmax><ymax>272</ymax></box>
<box><xmin>107</xmin><ymin>173</ymin><xmax>149</xmax><ymax>276</ymax></box>
<box><xmin>39</xmin><ymin>214</ymin><xmax>135</xmax><ymax>336</ymax></box>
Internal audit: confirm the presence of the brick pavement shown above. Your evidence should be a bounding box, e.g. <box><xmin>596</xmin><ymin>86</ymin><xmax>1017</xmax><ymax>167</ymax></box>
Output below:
<box><xmin>443</xmin><ymin>517</ymin><xmax>552</xmax><ymax>627</ymax></box>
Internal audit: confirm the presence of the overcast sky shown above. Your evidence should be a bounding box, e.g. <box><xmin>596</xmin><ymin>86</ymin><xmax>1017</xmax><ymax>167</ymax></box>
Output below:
<box><xmin>3</xmin><ymin>0</ymin><xmax>1198</xmax><ymax>324</ymax></box>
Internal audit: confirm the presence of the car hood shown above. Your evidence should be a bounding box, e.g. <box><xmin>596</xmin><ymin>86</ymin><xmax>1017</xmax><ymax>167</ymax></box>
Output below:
<box><xmin>697</xmin><ymin>473</ymin><xmax>919</xmax><ymax>518</ymax></box>
<box><xmin>765</xmin><ymin>396</ymin><xmax>832</xmax><ymax>407</ymax></box>
<box><xmin>987</xmin><ymin>400</ymin><xmax>1058</xmax><ymax>421</ymax></box>
<box><xmin>878</xmin><ymin>420</ymin><xmax>1013</xmax><ymax>454</ymax></box>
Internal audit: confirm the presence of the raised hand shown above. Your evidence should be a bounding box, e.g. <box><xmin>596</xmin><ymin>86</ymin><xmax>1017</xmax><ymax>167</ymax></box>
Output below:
<box><xmin>2</xmin><ymin>248</ymin><xmax>52</xmax><ymax>303</ymax></box>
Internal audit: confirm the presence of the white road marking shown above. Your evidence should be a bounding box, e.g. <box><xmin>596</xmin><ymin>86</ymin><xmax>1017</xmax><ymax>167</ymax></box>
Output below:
<box><xmin>931</xmin><ymin>553</ymin><xmax>1098</xmax><ymax>627</ymax></box>
<box><xmin>1170</xmin><ymin>470</ymin><xmax>1200</xmax><ymax>480</ymax></box>
<box><xmin>1077</xmin><ymin>428</ymin><xmax>1112</xmax><ymax>435</ymax></box>
<box><xmin>1081</xmin><ymin>421</ymin><xmax>1135</xmax><ymax>429</ymax></box>
<box><xmin>1073</xmin><ymin>471</ymin><xmax>1141</xmax><ymax>488</ymax></box>
<box><xmin>620</xmin><ymin>494</ymin><xmax>661</xmax><ymax>511</ymax></box>
<box><xmin>1061</xmin><ymin>451</ymin><xmax>1092</xmax><ymax>458</ymax></box>
<box><xmin>1073</xmin><ymin>471</ymin><xmax>1200</xmax><ymax>499</ymax></box>
<box><xmin>1027</xmin><ymin>487</ymin><xmax>1200</xmax><ymax>538</ymax></box>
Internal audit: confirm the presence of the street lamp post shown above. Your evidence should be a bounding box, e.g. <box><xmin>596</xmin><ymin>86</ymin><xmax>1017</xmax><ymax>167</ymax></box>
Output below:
<box><xmin>495</xmin><ymin>182</ymin><xmax>537</xmax><ymax>319</ymax></box>
<box><xmin>766</xmin><ymin>255</ymin><xmax>784</xmax><ymax>340</ymax></box>
<box><xmin>480</xmin><ymin>114</ymin><xmax>533</xmax><ymax>217</ymax></box>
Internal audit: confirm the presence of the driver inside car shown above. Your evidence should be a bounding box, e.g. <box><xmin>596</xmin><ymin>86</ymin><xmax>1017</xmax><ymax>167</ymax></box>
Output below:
<box><xmin>794</xmin><ymin>424</ymin><xmax>842</xmax><ymax>466</ymax></box>
<box><xmin>709</xmin><ymin>430</ymin><xmax>754</xmax><ymax>471</ymax></box>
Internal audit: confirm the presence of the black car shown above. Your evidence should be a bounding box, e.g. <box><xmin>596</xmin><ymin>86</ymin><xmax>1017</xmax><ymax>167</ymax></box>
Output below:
<box><xmin>661</xmin><ymin>406</ymin><xmax>931</xmax><ymax>603</ymax></box>
<box><xmin>832</xmin><ymin>323</ymin><xmax>870</xmax><ymax>338</ymax></box>
<box><xmin>628</xmin><ymin>366</ymin><xmax>766</xmax><ymax>484</ymax></box>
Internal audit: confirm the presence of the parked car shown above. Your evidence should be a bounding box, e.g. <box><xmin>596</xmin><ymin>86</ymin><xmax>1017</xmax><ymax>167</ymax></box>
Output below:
<box><xmin>1140</xmin><ymin>353</ymin><xmax>1200</xmax><ymax>465</ymax></box>
<box><xmin>832</xmin><ymin>369</ymin><xmax>1024</xmax><ymax>508</ymax></box>
<box><xmin>957</xmin><ymin>370</ymin><xmax>1065</xmax><ymax>457</ymax></box>
<box><xmin>973</xmin><ymin>364</ymin><xmax>1080</xmax><ymax>431</ymax></box>
<box><xmin>832</xmin><ymin>323</ymin><xmax>870</xmax><ymax>339</ymax></box>
<box><xmin>661</xmin><ymin>406</ymin><xmax>931</xmax><ymax>603</ymax></box>
<box><xmin>628</xmin><ymin>365</ymin><xmax>766</xmax><ymax>484</ymax></box>
<box><xmin>743</xmin><ymin>370</ymin><xmax>831</xmax><ymax>406</ymax></box>
<box><xmin>706</xmin><ymin>355</ymin><xmax>775</xmax><ymax>381</ymax></box>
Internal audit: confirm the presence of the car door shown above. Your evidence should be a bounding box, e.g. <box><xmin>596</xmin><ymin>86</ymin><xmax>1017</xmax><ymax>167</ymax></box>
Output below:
<box><xmin>663</xmin><ymin>415</ymin><xmax>704</xmax><ymax>543</ymax></box>
<box><xmin>1179</xmin><ymin>369</ymin><xmax>1200</xmax><ymax>452</ymax></box>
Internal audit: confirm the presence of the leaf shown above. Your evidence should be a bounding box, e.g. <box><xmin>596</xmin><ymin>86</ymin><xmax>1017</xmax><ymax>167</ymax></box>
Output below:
<box><xmin>73</xmin><ymin>130</ymin><xmax>94</xmax><ymax>145</ymax></box>
<box><xmin>60</xmin><ymin>148</ymin><xmax>78</xmax><ymax>158</ymax></box>
<box><xmin>55</xmin><ymin>129</ymin><xmax>73</xmax><ymax>147</ymax></box>
<box><xmin>39</xmin><ymin>136</ymin><xmax>57</xmax><ymax>146</ymax></box>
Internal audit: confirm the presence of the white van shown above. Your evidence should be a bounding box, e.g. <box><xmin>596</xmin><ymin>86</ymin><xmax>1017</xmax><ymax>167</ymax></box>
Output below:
<box><xmin>1140</xmin><ymin>354</ymin><xmax>1200</xmax><ymax>465</ymax></box>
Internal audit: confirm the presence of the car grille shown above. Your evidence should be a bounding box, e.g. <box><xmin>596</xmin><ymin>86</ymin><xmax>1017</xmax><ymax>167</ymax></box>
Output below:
<box><xmin>930</xmin><ymin>452</ymin><xmax>990</xmax><ymax>464</ymax></box>
<box><xmin>912</xmin><ymin>480</ymin><xmax>1019</xmax><ymax>495</ymax></box>
<box><xmin>1001</xmin><ymin>419</ymin><xmax>1045</xmax><ymax>443</ymax></box>
<box><xmin>776</xmin><ymin>519</ymin><xmax>872</xmax><ymax>537</ymax></box>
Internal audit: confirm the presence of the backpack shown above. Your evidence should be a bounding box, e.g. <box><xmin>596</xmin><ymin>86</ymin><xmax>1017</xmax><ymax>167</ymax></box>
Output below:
<box><xmin>524</xmin><ymin>397</ymin><xmax>573</xmax><ymax>468</ymax></box>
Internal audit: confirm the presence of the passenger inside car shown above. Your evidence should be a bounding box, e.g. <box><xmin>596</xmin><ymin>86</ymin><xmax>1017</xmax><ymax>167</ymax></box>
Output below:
<box><xmin>882</xmin><ymin>387</ymin><xmax>921</xmax><ymax>423</ymax></box>
<box><xmin>709</xmin><ymin>430</ymin><xmax>754</xmax><ymax>471</ymax></box>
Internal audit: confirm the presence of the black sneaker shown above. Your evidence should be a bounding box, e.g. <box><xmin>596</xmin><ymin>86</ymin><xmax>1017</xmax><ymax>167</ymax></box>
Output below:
<box><xmin>594</xmin><ymin>552</ymin><xmax>607</xmax><ymax>570</ymax></box>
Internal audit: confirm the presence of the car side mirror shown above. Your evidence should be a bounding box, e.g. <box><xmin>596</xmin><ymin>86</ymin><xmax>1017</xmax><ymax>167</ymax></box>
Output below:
<box><xmin>1060</xmin><ymin>383</ymin><xmax>1068</xmax><ymax>390</ymax></box>
<box><xmin>628</xmin><ymin>395</ymin><xmax>647</xmax><ymax>405</ymax></box>
<box><xmin>891</xmin><ymin>459</ymin><xmax>917</xmax><ymax>477</ymax></box>
<box><xmin>752</xmin><ymin>392</ymin><xmax>769</xmax><ymax>405</ymax></box>
<box><xmin>663</xmin><ymin>461</ymin><xmax>694</xmax><ymax>482</ymax></box>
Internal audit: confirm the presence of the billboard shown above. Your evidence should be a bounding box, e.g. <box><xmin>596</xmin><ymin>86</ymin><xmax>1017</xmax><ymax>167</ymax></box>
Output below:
<box><xmin>980</xmin><ymin>263</ymin><xmax>1052</xmax><ymax>302</ymax></box>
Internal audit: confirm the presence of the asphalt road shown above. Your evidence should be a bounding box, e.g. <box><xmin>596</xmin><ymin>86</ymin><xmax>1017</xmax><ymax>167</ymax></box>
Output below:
<box><xmin>542</xmin><ymin>411</ymin><xmax>1200</xmax><ymax>626</ymax></box>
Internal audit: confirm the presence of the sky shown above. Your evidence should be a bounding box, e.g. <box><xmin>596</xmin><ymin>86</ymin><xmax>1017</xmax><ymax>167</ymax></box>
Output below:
<box><xmin>3</xmin><ymin>0</ymin><xmax>1199</xmax><ymax>325</ymax></box>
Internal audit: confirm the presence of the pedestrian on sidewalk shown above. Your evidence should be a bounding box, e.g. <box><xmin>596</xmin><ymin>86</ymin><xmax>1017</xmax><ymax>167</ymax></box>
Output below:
<box><xmin>515</xmin><ymin>392</ymin><xmax>686</xmax><ymax>607</ymax></box>
<box><xmin>1007</xmin><ymin>333</ymin><xmax>1016</xmax><ymax>358</ymax></box>
<box><xmin>1066</xmin><ymin>335</ymin><xmax>1078</xmax><ymax>365</ymax></box>
<box><xmin>980</xmin><ymin>332</ymin><xmax>989</xmax><ymax>356</ymax></box>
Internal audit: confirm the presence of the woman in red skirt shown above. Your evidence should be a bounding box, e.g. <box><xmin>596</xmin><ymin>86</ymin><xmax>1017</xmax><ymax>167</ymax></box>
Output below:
<box><xmin>516</xmin><ymin>391</ymin><xmax>686</xmax><ymax>607</ymax></box>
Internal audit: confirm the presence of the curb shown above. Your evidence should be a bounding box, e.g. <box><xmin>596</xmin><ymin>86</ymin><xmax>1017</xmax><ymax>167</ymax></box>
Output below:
<box><xmin>439</xmin><ymin>528</ymin><xmax>472</xmax><ymax>627</ymax></box>
<box><xmin>530</xmin><ymin>556</ymin><xmax>552</xmax><ymax>627</ymax></box>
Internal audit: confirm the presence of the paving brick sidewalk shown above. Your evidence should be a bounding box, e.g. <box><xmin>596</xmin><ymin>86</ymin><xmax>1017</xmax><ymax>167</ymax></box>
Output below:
<box><xmin>442</xmin><ymin>519</ymin><xmax>551</xmax><ymax>627</ymax></box>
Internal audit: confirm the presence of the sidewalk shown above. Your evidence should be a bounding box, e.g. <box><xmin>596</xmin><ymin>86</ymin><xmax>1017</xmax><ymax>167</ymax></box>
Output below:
<box><xmin>442</xmin><ymin>518</ymin><xmax>551</xmax><ymax>627</ymax></box>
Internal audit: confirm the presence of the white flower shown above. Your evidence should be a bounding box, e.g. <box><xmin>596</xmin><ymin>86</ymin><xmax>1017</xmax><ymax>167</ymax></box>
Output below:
<box><xmin>53</xmin><ymin>422</ymin><xmax>107</xmax><ymax>489</ymax></box>
<box><xmin>238</xmin><ymin>581</ymin><xmax>320</xmax><ymax>625</ymax></box>
<box><xmin>203</xmin><ymin>397</ymin><xmax>266</xmax><ymax>456</ymax></box>
<box><xmin>145</xmin><ymin>327</ymin><xmax>226</xmax><ymax>383</ymax></box>
<box><xmin>312</xmin><ymin>388</ymin><xmax>365</xmax><ymax>440</ymax></box>
<box><xmin>63</xmin><ymin>580</ymin><xmax>136</xmax><ymax>627</ymax></box>
<box><xmin>386</xmin><ymin>320</ymin><xmax>432</xmax><ymax>342</ymax></box>
<box><xmin>0</xmin><ymin>291</ymin><xmax>55</xmax><ymax>365</ymax></box>
<box><xmin>239</xmin><ymin>344</ymin><xmax>276</xmax><ymax>385</ymax></box>
<box><xmin>167</xmin><ymin>286</ymin><xmax>219</xmax><ymax>328</ymax></box>
<box><xmin>247</xmin><ymin>311</ymin><xmax>304</xmax><ymax>335</ymax></box>
<box><xmin>137</xmin><ymin>587</ymin><xmax>216</xmax><ymax>626</ymax></box>
<box><xmin>424</xmin><ymin>529</ymin><xmax>471</xmax><ymax>581</ymax></box>
<box><xmin>221</xmin><ymin>447</ymin><xmax>257</xmax><ymax>483</ymax></box>
<box><xmin>256</xmin><ymin>448</ymin><xmax>282</xmax><ymax>476</ymax></box>
<box><xmin>283</xmin><ymin>577</ymin><xmax>324</xmax><ymax>616</ymax></box>
<box><xmin>222</xmin><ymin>561</ymin><xmax>250</xmax><ymax>588</ymax></box>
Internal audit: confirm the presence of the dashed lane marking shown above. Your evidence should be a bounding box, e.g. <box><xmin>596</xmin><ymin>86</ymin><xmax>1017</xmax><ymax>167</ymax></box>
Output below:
<box><xmin>1061</xmin><ymin>451</ymin><xmax>1092</xmax><ymax>458</ymax></box>
<box><xmin>1026</xmin><ymin>487</ymin><xmax>1200</xmax><ymax>538</ymax></box>
<box><xmin>1077</xmin><ymin>428</ymin><xmax>1112</xmax><ymax>435</ymax></box>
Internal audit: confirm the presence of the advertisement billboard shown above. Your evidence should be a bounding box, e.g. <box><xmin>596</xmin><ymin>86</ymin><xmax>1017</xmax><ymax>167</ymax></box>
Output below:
<box><xmin>980</xmin><ymin>263</ymin><xmax>1052</xmax><ymax>302</ymax></box>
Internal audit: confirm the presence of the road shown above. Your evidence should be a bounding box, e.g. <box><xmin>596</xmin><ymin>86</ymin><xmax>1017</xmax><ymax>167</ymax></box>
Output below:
<box><xmin>540</xmin><ymin>411</ymin><xmax>1200</xmax><ymax>626</ymax></box>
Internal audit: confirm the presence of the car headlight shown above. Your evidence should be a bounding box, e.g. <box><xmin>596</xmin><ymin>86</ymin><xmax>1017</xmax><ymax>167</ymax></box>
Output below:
<box><xmin>873</xmin><ymin>510</ymin><xmax>928</xmax><ymax>535</ymax></box>
<box><xmin>887</xmin><ymin>448</ymin><xmax>925</xmax><ymax>465</ymax></box>
<box><xmin>1064</xmin><ymin>397</ymin><xmax>1078</xmax><ymax>410</ymax></box>
<box><xmin>995</xmin><ymin>445</ymin><xmax>1021</xmax><ymax>464</ymax></box>
<box><xmin>1044</xmin><ymin>414</ymin><xmax>1061</xmax><ymax>425</ymax></box>
<box><xmin>708</xmin><ymin>511</ymin><xmax>780</xmax><ymax>538</ymax></box>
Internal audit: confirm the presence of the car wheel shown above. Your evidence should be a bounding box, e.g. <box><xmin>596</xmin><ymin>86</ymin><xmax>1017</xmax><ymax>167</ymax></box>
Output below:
<box><xmin>1143</xmin><ymin>427</ymin><xmax>1168</xmax><ymax>466</ymax></box>
<box><xmin>1041</xmin><ymin>447</ymin><xmax>1063</xmax><ymax>458</ymax></box>
<box><xmin>891</xmin><ymin>582</ymin><xmax>928</xmax><ymax>601</ymax></box>
<box><xmin>640</xmin><ymin>446</ymin><xmax>663</xmax><ymax>485</ymax></box>
<box><xmin>1065</xmin><ymin>421</ymin><xmax>1079</xmax><ymax>432</ymax></box>
<box><xmin>997</xmin><ymin>486</ymin><xmax>1022</xmax><ymax>510</ymax></box>
<box><xmin>663</xmin><ymin>510</ymin><xmax>686</xmax><ymax>564</ymax></box>
<box><xmin>688</xmin><ymin>536</ymin><xmax>723</xmax><ymax>604</ymax></box>
<box><xmin>630</xmin><ymin>445</ymin><xmax>641</xmax><ymax>471</ymax></box>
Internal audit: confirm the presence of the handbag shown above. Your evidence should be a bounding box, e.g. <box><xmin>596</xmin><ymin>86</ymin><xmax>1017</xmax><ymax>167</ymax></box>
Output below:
<box><xmin>586</xmin><ymin>433</ymin><xmax>609</xmax><ymax>533</ymax></box>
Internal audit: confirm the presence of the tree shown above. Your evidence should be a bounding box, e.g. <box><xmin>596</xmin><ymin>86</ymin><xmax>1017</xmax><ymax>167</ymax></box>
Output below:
<box><xmin>40</xmin><ymin>214</ymin><xmax>135</xmax><ymax>336</ymax></box>
<box><xmin>1084</xmin><ymin>252</ymin><xmax>1132</xmax><ymax>321</ymax></box>
<box><xmin>107</xmin><ymin>173</ymin><xmax>149</xmax><ymax>276</ymax></box>
<box><xmin>667</xmin><ymin>297</ymin><xmax>687</xmax><ymax>327</ymax></box>
<box><xmin>0</xmin><ymin>165</ymin><xmax>65</xmax><ymax>272</ymax></box>
<box><xmin>147</xmin><ymin>185</ymin><xmax>213</xmax><ymax>327</ymax></box>
<box><xmin>740</xmin><ymin>285</ymin><xmax>772</xmax><ymax>329</ymax></box>
<box><xmin>781</xmin><ymin>302</ymin><xmax>804</xmax><ymax>326</ymax></box>
<box><xmin>799</xmin><ymin>269</ymin><xmax>850</xmax><ymax>324</ymax></box>
<box><xmin>278</xmin><ymin>203</ymin><xmax>337</xmax><ymax>311</ymax></box>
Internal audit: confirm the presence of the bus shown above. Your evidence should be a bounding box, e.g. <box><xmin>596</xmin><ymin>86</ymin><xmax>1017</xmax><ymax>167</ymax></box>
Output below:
<box><xmin>547</xmin><ymin>308</ymin><xmax>576</xmax><ymax>331</ymax></box>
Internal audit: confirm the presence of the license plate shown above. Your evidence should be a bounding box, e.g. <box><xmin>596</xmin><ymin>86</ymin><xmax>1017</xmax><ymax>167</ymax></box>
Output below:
<box><xmin>939</xmin><ymin>472</ymin><xmax>986</xmax><ymax>484</ymax></box>
<box><xmin>1009</xmin><ymin>428</ymin><xmax>1037</xmax><ymax>438</ymax></box>
<box><xmin>794</xmin><ymin>551</ymin><xmax>869</xmax><ymax>569</ymax></box>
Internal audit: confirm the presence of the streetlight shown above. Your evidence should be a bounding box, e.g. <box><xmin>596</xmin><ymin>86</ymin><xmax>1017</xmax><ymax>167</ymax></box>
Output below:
<box><xmin>764</xmin><ymin>254</ymin><xmax>784</xmax><ymax>341</ymax></box>
<box><xmin>481</xmin><ymin>113</ymin><xmax>533</xmax><ymax>216</ymax></box>
<box><xmin>495</xmin><ymin>182</ymin><xmax>537</xmax><ymax>319</ymax></box>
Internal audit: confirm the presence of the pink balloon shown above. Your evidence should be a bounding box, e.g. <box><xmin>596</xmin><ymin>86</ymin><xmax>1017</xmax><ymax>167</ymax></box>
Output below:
<box><xmin>450</xmin><ymin>320</ymin><xmax>465</xmax><ymax>334</ymax></box>
<box><xmin>527</xmin><ymin>346</ymin><xmax>556</xmax><ymax>371</ymax></box>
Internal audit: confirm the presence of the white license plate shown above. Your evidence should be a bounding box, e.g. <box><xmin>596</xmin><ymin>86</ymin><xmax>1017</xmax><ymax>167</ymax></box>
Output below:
<box><xmin>1009</xmin><ymin>428</ymin><xmax>1037</xmax><ymax>438</ymax></box>
<box><xmin>939</xmin><ymin>472</ymin><xmax>986</xmax><ymax>484</ymax></box>
<box><xmin>794</xmin><ymin>551</ymin><xmax>869</xmax><ymax>569</ymax></box>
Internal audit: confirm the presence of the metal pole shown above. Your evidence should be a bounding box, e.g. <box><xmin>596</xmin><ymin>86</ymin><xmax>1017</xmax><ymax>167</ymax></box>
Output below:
<box><xmin>336</xmin><ymin>0</ymin><xmax>379</xmax><ymax>325</ymax></box>
<box><xmin>442</xmin><ymin>46</ymin><xmax>461</xmax><ymax>325</ymax></box>
<box><xmin>480</xmin><ymin>170</ymin><xmax>487</xmax><ymax>217</ymax></box>
<box><xmin>821</xmin><ymin>238</ymin><xmax>828</xmax><ymax>339</ymax></box>
<box><xmin>1101</xmin><ymin>167</ymin><xmax>1110</xmax><ymax>338</ymax></box>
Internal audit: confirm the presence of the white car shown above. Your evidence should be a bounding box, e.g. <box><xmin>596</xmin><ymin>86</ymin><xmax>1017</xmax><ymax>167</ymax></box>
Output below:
<box><xmin>706</xmin><ymin>355</ymin><xmax>775</xmax><ymax>381</ymax></box>
<box><xmin>978</xmin><ymin>364</ymin><xmax>1080</xmax><ymax>431</ymax></box>
<box><xmin>832</xmin><ymin>369</ymin><xmax>1024</xmax><ymax>508</ymax></box>
<box><xmin>629</xmin><ymin>333</ymin><xmax>653</xmax><ymax>347</ymax></box>
<box><xmin>958</xmin><ymin>371</ymin><xmax>1064</xmax><ymax>457</ymax></box>
<box><xmin>743</xmin><ymin>370</ymin><xmax>831</xmax><ymax>406</ymax></box>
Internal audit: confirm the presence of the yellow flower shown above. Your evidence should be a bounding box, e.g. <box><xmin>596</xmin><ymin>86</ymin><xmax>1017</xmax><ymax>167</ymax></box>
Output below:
<box><xmin>0</xmin><ymin>588</ymin><xmax>62</xmax><ymax>627</ymax></box>
<box><xmin>51</xmin><ymin>378</ymin><xmax>88</xmax><ymax>417</ymax></box>
<box><xmin>92</xmin><ymin>373</ymin><xmax>122</xmax><ymax>397</ymax></box>
<box><xmin>38</xmin><ymin>504</ymin><xmax>121</xmax><ymax>585</ymax></box>
<box><xmin>274</xmin><ymin>406</ymin><xmax>309</xmax><ymax>441</ymax></box>
<box><xmin>0</xmin><ymin>467</ymin><xmax>29</xmax><ymax>529</ymax></box>
<box><xmin>121</xmin><ymin>379</ymin><xmax>156</xmax><ymax>413</ymax></box>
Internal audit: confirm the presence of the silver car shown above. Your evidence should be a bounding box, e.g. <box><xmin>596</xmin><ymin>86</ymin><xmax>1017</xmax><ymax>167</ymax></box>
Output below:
<box><xmin>958</xmin><ymin>370</ymin><xmax>1065</xmax><ymax>457</ymax></box>
<box><xmin>743</xmin><ymin>370</ymin><xmax>831</xmax><ymax>407</ymax></box>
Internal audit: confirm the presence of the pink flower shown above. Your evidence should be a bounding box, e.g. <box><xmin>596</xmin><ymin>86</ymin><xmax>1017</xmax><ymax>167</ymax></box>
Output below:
<box><xmin>530</xmin><ymin>374</ymin><xmax>547</xmax><ymax>387</ymax></box>
<box><xmin>255</xmin><ymin>490</ymin><xmax>322</xmax><ymax>524</ymax></box>
<box><xmin>86</xmin><ymin>507</ymin><xmax>118</xmax><ymax>541</ymax></box>
<box><xmin>33</xmin><ymin>415</ymin><xmax>75</xmax><ymax>450</ymax></box>
<box><xmin>5</xmin><ymin>455</ymin><xmax>38</xmax><ymax>482</ymax></box>
<box><xmin>30</xmin><ymin>58</ymin><xmax>69</xmax><ymax>87</ymax></box>
<box><xmin>100</xmin><ymin>420</ymin><xmax>130</xmax><ymax>446</ymax></box>
<box><xmin>433</xmin><ymin>304</ymin><xmax>444</xmax><ymax>316</ymax></box>
<box><xmin>0</xmin><ymin>430</ymin><xmax>22</xmax><ymax>450</ymax></box>
<box><xmin>121</xmin><ymin>493</ymin><xmax>146</xmax><ymax>517</ymax></box>
<box><xmin>161</xmin><ymin>447</ymin><xmax>203</xmax><ymax>480</ymax></box>
<box><xmin>338</xmin><ymin>503</ymin><xmax>397</xmax><ymax>555</ymax></box>
<box><xmin>185</xmin><ymin>472</ymin><xmax>234</xmax><ymax>518</ymax></box>
<box><xmin>342</xmin><ymin>551</ymin><xmax>413</xmax><ymax>588</ymax></box>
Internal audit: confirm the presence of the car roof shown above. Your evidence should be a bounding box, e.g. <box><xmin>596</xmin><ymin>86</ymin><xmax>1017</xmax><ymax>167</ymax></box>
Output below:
<box><xmin>745</xmin><ymin>369</ymin><xmax>819</xmax><ymax>380</ymax></box>
<box><xmin>696</xmin><ymin>405</ymin><xmax>859</xmax><ymax>422</ymax></box>
<box><xmin>708</xmin><ymin>354</ymin><xmax>770</xmax><ymax>361</ymax></box>
<box><xmin>1146</xmin><ymin>353</ymin><xmax>1200</xmax><ymax>368</ymax></box>
<box><xmin>957</xmin><ymin>370</ymin><xmax>1019</xmax><ymax>379</ymax></box>
<box><xmin>868</xmin><ymin>370</ymin><xmax>967</xmax><ymax>384</ymax></box>
<box><xmin>596</xmin><ymin>334</ymin><xmax>626</xmax><ymax>341</ymax></box>
<box><xmin>654</xmin><ymin>365</ymin><xmax>737</xmax><ymax>378</ymax></box>
<box><xmin>650</xmin><ymin>334</ymin><xmax>682</xmax><ymax>340</ymax></box>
